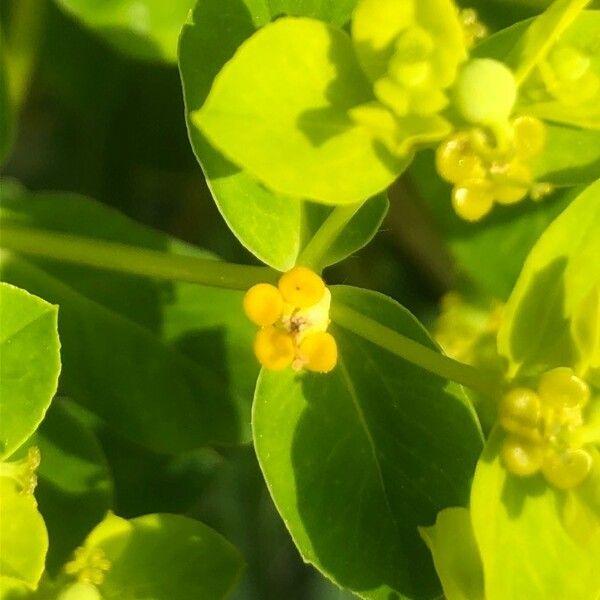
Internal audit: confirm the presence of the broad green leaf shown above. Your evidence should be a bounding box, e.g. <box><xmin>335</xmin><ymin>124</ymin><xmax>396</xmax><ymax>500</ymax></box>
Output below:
<box><xmin>0</xmin><ymin>184</ymin><xmax>257</xmax><ymax>450</ymax></box>
<box><xmin>498</xmin><ymin>179</ymin><xmax>600</xmax><ymax>377</ymax></box>
<box><xmin>54</xmin><ymin>0</ymin><xmax>195</xmax><ymax>62</ymax></box>
<box><xmin>253</xmin><ymin>286</ymin><xmax>483</xmax><ymax>600</ymax></box>
<box><xmin>419</xmin><ymin>507</ymin><xmax>484</xmax><ymax>600</ymax></box>
<box><xmin>471</xmin><ymin>429</ymin><xmax>600</xmax><ymax>600</ymax></box>
<box><xmin>179</xmin><ymin>1</ymin><xmax>388</xmax><ymax>269</ymax></box>
<box><xmin>0</xmin><ymin>48</ymin><xmax>13</xmax><ymax>164</ymax></box>
<box><xmin>408</xmin><ymin>150</ymin><xmax>573</xmax><ymax>299</ymax></box>
<box><xmin>72</xmin><ymin>512</ymin><xmax>244</xmax><ymax>600</ymax></box>
<box><xmin>474</xmin><ymin>15</ymin><xmax>600</xmax><ymax>185</ymax></box>
<box><xmin>0</xmin><ymin>479</ymin><xmax>48</xmax><ymax>589</ymax></box>
<box><xmin>193</xmin><ymin>17</ymin><xmax>406</xmax><ymax>206</ymax></box>
<box><xmin>28</xmin><ymin>402</ymin><xmax>113</xmax><ymax>574</ymax></box>
<box><xmin>0</xmin><ymin>282</ymin><xmax>60</xmax><ymax>460</ymax></box>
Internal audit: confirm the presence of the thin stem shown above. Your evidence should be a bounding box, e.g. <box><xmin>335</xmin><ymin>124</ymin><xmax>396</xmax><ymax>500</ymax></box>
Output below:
<box><xmin>0</xmin><ymin>226</ymin><xmax>277</xmax><ymax>290</ymax></box>
<box><xmin>297</xmin><ymin>201</ymin><xmax>365</xmax><ymax>271</ymax></box>
<box><xmin>331</xmin><ymin>303</ymin><xmax>500</xmax><ymax>397</ymax></box>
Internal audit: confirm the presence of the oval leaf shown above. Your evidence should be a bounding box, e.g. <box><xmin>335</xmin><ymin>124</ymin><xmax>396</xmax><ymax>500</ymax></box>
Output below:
<box><xmin>0</xmin><ymin>282</ymin><xmax>60</xmax><ymax>460</ymax></box>
<box><xmin>0</xmin><ymin>184</ymin><xmax>257</xmax><ymax>450</ymax></box>
<box><xmin>71</xmin><ymin>512</ymin><xmax>244</xmax><ymax>600</ymax></box>
<box><xmin>193</xmin><ymin>17</ymin><xmax>406</xmax><ymax>206</ymax></box>
<box><xmin>253</xmin><ymin>286</ymin><xmax>483</xmax><ymax>600</ymax></box>
<box><xmin>471</xmin><ymin>429</ymin><xmax>600</xmax><ymax>600</ymax></box>
<box><xmin>498</xmin><ymin>178</ymin><xmax>600</xmax><ymax>377</ymax></box>
<box><xmin>179</xmin><ymin>1</ymin><xmax>387</xmax><ymax>269</ymax></box>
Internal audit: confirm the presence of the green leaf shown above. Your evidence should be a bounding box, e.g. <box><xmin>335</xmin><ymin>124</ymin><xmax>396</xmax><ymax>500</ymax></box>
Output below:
<box><xmin>179</xmin><ymin>1</ymin><xmax>388</xmax><ymax>269</ymax></box>
<box><xmin>74</xmin><ymin>512</ymin><xmax>244</xmax><ymax>600</ymax></box>
<box><xmin>498</xmin><ymin>179</ymin><xmax>600</xmax><ymax>377</ymax></box>
<box><xmin>28</xmin><ymin>402</ymin><xmax>113</xmax><ymax>574</ymax></box>
<box><xmin>253</xmin><ymin>286</ymin><xmax>483</xmax><ymax>600</ymax></box>
<box><xmin>471</xmin><ymin>429</ymin><xmax>600</xmax><ymax>600</ymax></box>
<box><xmin>419</xmin><ymin>507</ymin><xmax>484</xmax><ymax>600</ymax></box>
<box><xmin>54</xmin><ymin>0</ymin><xmax>196</xmax><ymax>63</ymax></box>
<box><xmin>193</xmin><ymin>17</ymin><xmax>406</xmax><ymax>206</ymax></box>
<box><xmin>0</xmin><ymin>282</ymin><xmax>60</xmax><ymax>460</ymax></box>
<box><xmin>0</xmin><ymin>478</ymin><xmax>48</xmax><ymax>589</ymax></box>
<box><xmin>408</xmin><ymin>150</ymin><xmax>573</xmax><ymax>299</ymax></box>
<box><xmin>0</xmin><ymin>184</ymin><xmax>257</xmax><ymax>450</ymax></box>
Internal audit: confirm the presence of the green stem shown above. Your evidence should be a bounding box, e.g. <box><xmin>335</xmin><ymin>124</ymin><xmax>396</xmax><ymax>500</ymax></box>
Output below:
<box><xmin>0</xmin><ymin>226</ymin><xmax>276</xmax><ymax>290</ymax></box>
<box><xmin>3</xmin><ymin>0</ymin><xmax>47</xmax><ymax>107</ymax></box>
<box><xmin>297</xmin><ymin>201</ymin><xmax>365</xmax><ymax>271</ymax></box>
<box><xmin>331</xmin><ymin>303</ymin><xmax>500</xmax><ymax>397</ymax></box>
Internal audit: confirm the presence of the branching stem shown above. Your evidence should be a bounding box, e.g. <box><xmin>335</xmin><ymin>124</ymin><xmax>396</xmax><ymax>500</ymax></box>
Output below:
<box><xmin>331</xmin><ymin>303</ymin><xmax>501</xmax><ymax>397</ymax></box>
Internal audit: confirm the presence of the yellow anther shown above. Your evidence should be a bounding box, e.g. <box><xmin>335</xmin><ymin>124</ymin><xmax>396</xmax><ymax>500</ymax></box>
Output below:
<box><xmin>541</xmin><ymin>447</ymin><xmax>592</xmax><ymax>490</ymax></box>
<box><xmin>498</xmin><ymin>388</ymin><xmax>542</xmax><ymax>440</ymax></box>
<box><xmin>278</xmin><ymin>266</ymin><xmax>325</xmax><ymax>308</ymax></box>
<box><xmin>435</xmin><ymin>134</ymin><xmax>485</xmax><ymax>184</ymax></box>
<box><xmin>460</xmin><ymin>8</ymin><xmax>487</xmax><ymax>48</ymax></box>
<box><xmin>451</xmin><ymin>179</ymin><xmax>494</xmax><ymax>221</ymax></box>
<box><xmin>512</xmin><ymin>116</ymin><xmax>546</xmax><ymax>159</ymax></box>
<box><xmin>298</xmin><ymin>332</ymin><xmax>338</xmax><ymax>373</ymax></box>
<box><xmin>501</xmin><ymin>434</ymin><xmax>544</xmax><ymax>477</ymax></box>
<box><xmin>253</xmin><ymin>327</ymin><xmax>295</xmax><ymax>371</ymax></box>
<box><xmin>243</xmin><ymin>283</ymin><xmax>284</xmax><ymax>326</ymax></box>
<box><xmin>537</xmin><ymin>367</ymin><xmax>590</xmax><ymax>409</ymax></box>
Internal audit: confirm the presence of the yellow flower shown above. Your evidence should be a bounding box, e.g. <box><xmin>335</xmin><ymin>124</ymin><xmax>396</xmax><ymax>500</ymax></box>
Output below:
<box><xmin>498</xmin><ymin>367</ymin><xmax>594</xmax><ymax>489</ymax></box>
<box><xmin>243</xmin><ymin>267</ymin><xmax>337</xmax><ymax>373</ymax></box>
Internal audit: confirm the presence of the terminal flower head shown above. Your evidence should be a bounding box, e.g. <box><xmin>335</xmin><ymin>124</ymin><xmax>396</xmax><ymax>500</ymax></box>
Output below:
<box><xmin>243</xmin><ymin>267</ymin><xmax>337</xmax><ymax>373</ymax></box>
<box><xmin>498</xmin><ymin>367</ymin><xmax>595</xmax><ymax>489</ymax></box>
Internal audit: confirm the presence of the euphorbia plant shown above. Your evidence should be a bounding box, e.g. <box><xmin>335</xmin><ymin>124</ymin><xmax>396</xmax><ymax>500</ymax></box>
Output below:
<box><xmin>0</xmin><ymin>0</ymin><xmax>599</xmax><ymax>598</ymax></box>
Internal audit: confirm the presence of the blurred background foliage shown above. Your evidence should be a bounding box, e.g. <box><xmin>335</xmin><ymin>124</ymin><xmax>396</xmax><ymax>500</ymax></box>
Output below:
<box><xmin>0</xmin><ymin>0</ymin><xmax>576</xmax><ymax>597</ymax></box>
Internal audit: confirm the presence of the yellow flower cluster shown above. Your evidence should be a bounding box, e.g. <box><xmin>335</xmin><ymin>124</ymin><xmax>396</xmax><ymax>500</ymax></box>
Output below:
<box><xmin>64</xmin><ymin>546</ymin><xmax>111</xmax><ymax>585</ymax></box>
<box><xmin>0</xmin><ymin>446</ymin><xmax>40</xmax><ymax>495</ymax></box>
<box><xmin>499</xmin><ymin>367</ymin><xmax>594</xmax><ymax>489</ymax></box>
<box><xmin>243</xmin><ymin>267</ymin><xmax>338</xmax><ymax>373</ymax></box>
<box><xmin>436</xmin><ymin>115</ymin><xmax>552</xmax><ymax>221</ymax></box>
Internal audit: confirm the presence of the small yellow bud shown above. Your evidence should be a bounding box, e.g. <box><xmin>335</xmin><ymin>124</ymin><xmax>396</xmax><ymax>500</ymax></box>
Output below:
<box><xmin>298</xmin><ymin>332</ymin><xmax>338</xmax><ymax>373</ymax></box>
<box><xmin>542</xmin><ymin>447</ymin><xmax>592</xmax><ymax>489</ymax></box>
<box><xmin>538</xmin><ymin>367</ymin><xmax>590</xmax><ymax>409</ymax></box>
<box><xmin>451</xmin><ymin>179</ymin><xmax>494</xmax><ymax>221</ymax></box>
<box><xmin>501</xmin><ymin>435</ymin><xmax>544</xmax><ymax>477</ymax></box>
<box><xmin>435</xmin><ymin>134</ymin><xmax>485</xmax><ymax>184</ymax></box>
<box><xmin>278</xmin><ymin>266</ymin><xmax>325</xmax><ymax>308</ymax></box>
<box><xmin>243</xmin><ymin>283</ymin><xmax>284</xmax><ymax>326</ymax></box>
<box><xmin>512</xmin><ymin>116</ymin><xmax>546</xmax><ymax>158</ymax></box>
<box><xmin>253</xmin><ymin>327</ymin><xmax>295</xmax><ymax>371</ymax></box>
<box><xmin>498</xmin><ymin>388</ymin><xmax>542</xmax><ymax>440</ymax></box>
